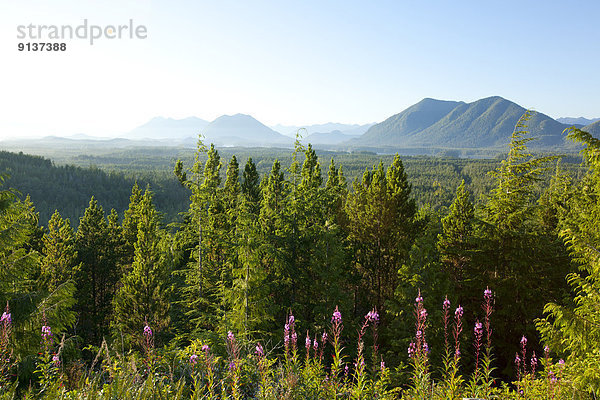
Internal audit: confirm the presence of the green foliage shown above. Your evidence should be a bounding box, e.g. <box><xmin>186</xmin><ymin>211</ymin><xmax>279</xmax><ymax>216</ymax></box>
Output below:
<box><xmin>0</xmin><ymin>177</ymin><xmax>75</xmax><ymax>359</ymax></box>
<box><xmin>437</xmin><ymin>180</ymin><xmax>475</xmax><ymax>283</ymax></box>
<box><xmin>537</xmin><ymin>127</ymin><xmax>600</xmax><ymax>395</ymax></box>
<box><xmin>112</xmin><ymin>189</ymin><xmax>173</xmax><ymax>349</ymax></box>
<box><xmin>1</xmin><ymin>115</ymin><xmax>598</xmax><ymax>397</ymax></box>
<box><xmin>345</xmin><ymin>155</ymin><xmax>416</xmax><ymax>312</ymax></box>
<box><xmin>40</xmin><ymin>211</ymin><xmax>80</xmax><ymax>292</ymax></box>
<box><xmin>75</xmin><ymin>197</ymin><xmax>119</xmax><ymax>345</ymax></box>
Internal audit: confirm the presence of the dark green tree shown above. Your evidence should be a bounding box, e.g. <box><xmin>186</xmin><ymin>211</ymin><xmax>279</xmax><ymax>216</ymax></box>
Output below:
<box><xmin>537</xmin><ymin>127</ymin><xmax>600</xmax><ymax>394</ymax></box>
<box><xmin>477</xmin><ymin>111</ymin><xmax>568</xmax><ymax>375</ymax></box>
<box><xmin>0</xmin><ymin>177</ymin><xmax>75</xmax><ymax>356</ymax></box>
<box><xmin>122</xmin><ymin>182</ymin><xmax>143</xmax><ymax>264</ymax></box>
<box><xmin>437</xmin><ymin>180</ymin><xmax>476</xmax><ymax>284</ymax></box>
<box><xmin>75</xmin><ymin>197</ymin><xmax>118</xmax><ymax>344</ymax></box>
<box><xmin>40</xmin><ymin>210</ymin><xmax>80</xmax><ymax>292</ymax></box>
<box><xmin>112</xmin><ymin>189</ymin><xmax>172</xmax><ymax>347</ymax></box>
<box><xmin>346</xmin><ymin>155</ymin><xmax>416</xmax><ymax>313</ymax></box>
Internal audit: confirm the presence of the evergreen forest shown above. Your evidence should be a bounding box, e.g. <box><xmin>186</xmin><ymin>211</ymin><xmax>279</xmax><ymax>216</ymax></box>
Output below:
<box><xmin>1</xmin><ymin>118</ymin><xmax>600</xmax><ymax>398</ymax></box>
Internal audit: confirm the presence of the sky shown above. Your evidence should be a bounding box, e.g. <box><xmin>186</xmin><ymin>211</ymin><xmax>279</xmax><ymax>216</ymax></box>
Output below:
<box><xmin>1</xmin><ymin>0</ymin><xmax>599</xmax><ymax>138</ymax></box>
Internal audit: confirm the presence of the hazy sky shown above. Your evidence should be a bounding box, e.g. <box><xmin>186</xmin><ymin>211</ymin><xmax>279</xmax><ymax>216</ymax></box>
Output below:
<box><xmin>1</xmin><ymin>0</ymin><xmax>599</xmax><ymax>138</ymax></box>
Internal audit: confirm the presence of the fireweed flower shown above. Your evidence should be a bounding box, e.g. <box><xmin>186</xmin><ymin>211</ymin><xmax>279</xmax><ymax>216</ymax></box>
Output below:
<box><xmin>202</xmin><ymin>344</ymin><xmax>210</xmax><ymax>352</ymax></box>
<box><xmin>455</xmin><ymin>306</ymin><xmax>464</xmax><ymax>319</ymax></box>
<box><xmin>484</xmin><ymin>287</ymin><xmax>492</xmax><ymax>299</ymax></box>
<box><xmin>531</xmin><ymin>352</ymin><xmax>538</xmax><ymax>374</ymax></box>
<box><xmin>474</xmin><ymin>322</ymin><xmax>483</xmax><ymax>335</ymax></box>
<box><xmin>380</xmin><ymin>360</ymin><xmax>385</xmax><ymax>370</ymax></box>
<box><xmin>365</xmin><ymin>309</ymin><xmax>379</xmax><ymax>324</ymax></box>
<box><xmin>515</xmin><ymin>352</ymin><xmax>522</xmax><ymax>380</ymax></box>
<box><xmin>0</xmin><ymin>312</ymin><xmax>10</xmax><ymax>325</ymax></box>
<box><xmin>313</xmin><ymin>338</ymin><xmax>318</xmax><ymax>351</ymax></box>
<box><xmin>453</xmin><ymin>305</ymin><xmax>463</xmax><ymax>360</ymax></box>
<box><xmin>443</xmin><ymin>297</ymin><xmax>450</xmax><ymax>309</ymax></box>
<box><xmin>332</xmin><ymin>309</ymin><xmax>342</xmax><ymax>324</ymax></box>
<box><xmin>255</xmin><ymin>343</ymin><xmax>264</xmax><ymax>357</ymax></box>
<box><xmin>41</xmin><ymin>324</ymin><xmax>53</xmax><ymax>350</ymax></box>
<box><xmin>227</xmin><ymin>331</ymin><xmax>235</xmax><ymax>342</ymax></box>
<box><xmin>42</xmin><ymin>325</ymin><xmax>52</xmax><ymax>338</ymax></box>
<box><xmin>190</xmin><ymin>354</ymin><xmax>198</xmax><ymax>364</ymax></box>
<box><xmin>520</xmin><ymin>336</ymin><xmax>527</xmax><ymax>347</ymax></box>
<box><xmin>52</xmin><ymin>354</ymin><xmax>60</xmax><ymax>366</ymax></box>
<box><xmin>143</xmin><ymin>324</ymin><xmax>152</xmax><ymax>337</ymax></box>
<box><xmin>305</xmin><ymin>333</ymin><xmax>311</xmax><ymax>351</ymax></box>
<box><xmin>408</xmin><ymin>342</ymin><xmax>416</xmax><ymax>358</ymax></box>
<box><xmin>473</xmin><ymin>321</ymin><xmax>484</xmax><ymax>378</ymax></box>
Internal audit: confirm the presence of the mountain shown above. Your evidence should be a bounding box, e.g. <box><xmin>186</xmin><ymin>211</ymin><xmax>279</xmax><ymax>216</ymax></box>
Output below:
<box><xmin>583</xmin><ymin>120</ymin><xmax>600</xmax><ymax>136</ymax></box>
<box><xmin>354</xmin><ymin>98</ymin><xmax>463</xmax><ymax>145</ymax></box>
<box><xmin>351</xmin><ymin>96</ymin><xmax>569</xmax><ymax>150</ymax></box>
<box><xmin>272</xmin><ymin>122</ymin><xmax>374</xmax><ymax>137</ymax></box>
<box><xmin>557</xmin><ymin>117</ymin><xmax>600</xmax><ymax>126</ymax></box>
<box><xmin>201</xmin><ymin>114</ymin><xmax>293</xmax><ymax>147</ymax></box>
<box><xmin>300</xmin><ymin>130</ymin><xmax>355</xmax><ymax>145</ymax></box>
<box><xmin>127</xmin><ymin>116</ymin><xmax>209</xmax><ymax>140</ymax></box>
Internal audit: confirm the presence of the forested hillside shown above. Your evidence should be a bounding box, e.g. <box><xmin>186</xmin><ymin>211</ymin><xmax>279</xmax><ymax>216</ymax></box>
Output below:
<box><xmin>0</xmin><ymin>151</ymin><xmax>189</xmax><ymax>226</ymax></box>
<box><xmin>0</xmin><ymin>148</ymin><xmax>585</xmax><ymax>228</ymax></box>
<box><xmin>1</xmin><ymin>122</ymin><xmax>599</xmax><ymax>398</ymax></box>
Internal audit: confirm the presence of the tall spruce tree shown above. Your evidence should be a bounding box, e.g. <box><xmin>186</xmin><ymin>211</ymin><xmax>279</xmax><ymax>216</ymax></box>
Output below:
<box><xmin>0</xmin><ymin>177</ymin><xmax>75</xmax><ymax>356</ymax></box>
<box><xmin>40</xmin><ymin>210</ymin><xmax>80</xmax><ymax>292</ymax></box>
<box><xmin>112</xmin><ymin>189</ymin><xmax>172</xmax><ymax>348</ymax></box>
<box><xmin>75</xmin><ymin>197</ymin><xmax>118</xmax><ymax>344</ymax></box>
<box><xmin>346</xmin><ymin>155</ymin><xmax>416</xmax><ymax>313</ymax></box>
<box><xmin>122</xmin><ymin>182</ymin><xmax>143</xmax><ymax>265</ymax></box>
<box><xmin>537</xmin><ymin>127</ymin><xmax>600</xmax><ymax>394</ymax></box>
<box><xmin>437</xmin><ymin>180</ymin><xmax>476</xmax><ymax>284</ymax></box>
<box><xmin>227</xmin><ymin>158</ymin><xmax>270</xmax><ymax>337</ymax></box>
<box><xmin>478</xmin><ymin>111</ymin><xmax>568</xmax><ymax>375</ymax></box>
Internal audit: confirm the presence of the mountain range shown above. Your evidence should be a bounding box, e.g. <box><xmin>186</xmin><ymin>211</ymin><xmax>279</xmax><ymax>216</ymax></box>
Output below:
<box><xmin>556</xmin><ymin>117</ymin><xmax>600</xmax><ymax>126</ymax></box>
<box><xmin>350</xmin><ymin>96</ymin><xmax>578</xmax><ymax>151</ymax></box>
<box><xmin>2</xmin><ymin>97</ymin><xmax>598</xmax><ymax>155</ymax></box>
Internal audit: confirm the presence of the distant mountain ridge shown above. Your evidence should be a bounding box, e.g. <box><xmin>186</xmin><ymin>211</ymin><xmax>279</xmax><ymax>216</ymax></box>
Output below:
<box><xmin>583</xmin><ymin>120</ymin><xmax>600</xmax><ymax>136</ymax></box>
<box><xmin>272</xmin><ymin>122</ymin><xmax>374</xmax><ymax>137</ymax></box>
<box><xmin>4</xmin><ymin>96</ymin><xmax>596</xmax><ymax>155</ymax></box>
<box><xmin>200</xmin><ymin>114</ymin><xmax>292</xmax><ymax>147</ymax></box>
<box><xmin>127</xmin><ymin>116</ymin><xmax>209</xmax><ymax>140</ymax></box>
<box><xmin>557</xmin><ymin>117</ymin><xmax>600</xmax><ymax>126</ymax></box>
<box><xmin>350</xmin><ymin>96</ymin><xmax>571</xmax><ymax>150</ymax></box>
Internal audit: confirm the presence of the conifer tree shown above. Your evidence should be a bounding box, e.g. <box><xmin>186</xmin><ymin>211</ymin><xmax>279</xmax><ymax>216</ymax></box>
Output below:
<box><xmin>437</xmin><ymin>180</ymin><xmax>475</xmax><ymax>283</ymax></box>
<box><xmin>346</xmin><ymin>155</ymin><xmax>416</xmax><ymax>313</ymax></box>
<box><xmin>75</xmin><ymin>197</ymin><xmax>118</xmax><ymax>344</ymax></box>
<box><xmin>227</xmin><ymin>158</ymin><xmax>269</xmax><ymax>336</ymax></box>
<box><xmin>537</xmin><ymin>127</ymin><xmax>600</xmax><ymax>394</ymax></box>
<box><xmin>122</xmin><ymin>182</ymin><xmax>143</xmax><ymax>264</ymax></box>
<box><xmin>112</xmin><ymin>189</ymin><xmax>172</xmax><ymax>347</ymax></box>
<box><xmin>0</xmin><ymin>177</ymin><xmax>75</xmax><ymax>356</ymax></box>
<box><xmin>478</xmin><ymin>111</ymin><xmax>567</xmax><ymax>372</ymax></box>
<box><xmin>40</xmin><ymin>210</ymin><xmax>80</xmax><ymax>292</ymax></box>
<box><xmin>241</xmin><ymin>157</ymin><xmax>261</xmax><ymax>211</ymax></box>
